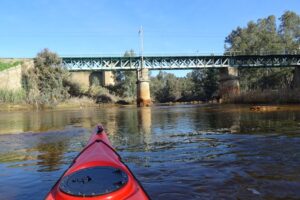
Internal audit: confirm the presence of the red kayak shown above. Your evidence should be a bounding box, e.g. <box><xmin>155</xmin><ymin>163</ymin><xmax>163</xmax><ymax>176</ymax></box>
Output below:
<box><xmin>46</xmin><ymin>125</ymin><xmax>149</xmax><ymax>200</ymax></box>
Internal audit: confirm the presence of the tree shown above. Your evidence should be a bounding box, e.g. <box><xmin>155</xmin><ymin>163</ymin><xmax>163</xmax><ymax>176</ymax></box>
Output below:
<box><xmin>150</xmin><ymin>71</ymin><xmax>165</xmax><ymax>101</ymax></box>
<box><xmin>225</xmin><ymin>11</ymin><xmax>300</xmax><ymax>91</ymax></box>
<box><xmin>279</xmin><ymin>11</ymin><xmax>300</xmax><ymax>53</ymax></box>
<box><xmin>179</xmin><ymin>74</ymin><xmax>195</xmax><ymax>101</ymax></box>
<box><xmin>112</xmin><ymin>50</ymin><xmax>137</xmax><ymax>98</ymax></box>
<box><xmin>161</xmin><ymin>74</ymin><xmax>182</xmax><ymax>102</ymax></box>
<box><xmin>190</xmin><ymin>69</ymin><xmax>219</xmax><ymax>100</ymax></box>
<box><xmin>225</xmin><ymin>15</ymin><xmax>282</xmax><ymax>55</ymax></box>
<box><xmin>151</xmin><ymin>71</ymin><xmax>186</xmax><ymax>102</ymax></box>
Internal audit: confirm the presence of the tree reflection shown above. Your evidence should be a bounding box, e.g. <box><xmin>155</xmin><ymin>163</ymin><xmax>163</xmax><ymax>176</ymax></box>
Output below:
<box><xmin>36</xmin><ymin>138</ymin><xmax>69</xmax><ymax>172</ymax></box>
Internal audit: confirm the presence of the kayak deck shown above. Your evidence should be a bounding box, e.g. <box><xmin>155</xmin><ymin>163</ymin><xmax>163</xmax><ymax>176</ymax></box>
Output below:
<box><xmin>46</xmin><ymin>126</ymin><xmax>149</xmax><ymax>200</ymax></box>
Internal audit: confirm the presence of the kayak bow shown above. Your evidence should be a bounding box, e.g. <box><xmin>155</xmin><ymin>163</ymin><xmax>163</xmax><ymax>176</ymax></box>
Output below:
<box><xmin>46</xmin><ymin>125</ymin><xmax>149</xmax><ymax>200</ymax></box>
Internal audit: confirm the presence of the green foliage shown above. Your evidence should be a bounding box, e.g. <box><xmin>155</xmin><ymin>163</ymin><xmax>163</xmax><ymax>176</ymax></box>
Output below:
<box><xmin>152</xmin><ymin>72</ymin><xmax>180</xmax><ymax>102</ymax></box>
<box><xmin>0</xmin><ymin>61</ymin><xmax>22</xmax><ymax>71</ymax></box>
<box><xmin>88</xmin><ymin>83</ymin><xmax>110</xmax><ymax>97</ymax></box>
<box><xmin>123</xmin><ymin>49</ymin><xmax>135</xmax><ymax>57</ymax></box>
<box><xmin>85</xmin><ymin>77</ymin><xmax>118</xmax><ymax>103</ymax></box>
<box><xmin>113</xmin><ymin>71</ymin><xmax>137</xmax><ymax>98</ymax></box>
<box><xmin>150</xmin><ymin>71</ymin><xmax>194</xmax><ymax>102</ymax></box>
<box><xmin>225</xmin><ymin>15</ymin><xmax>284</xmax><ymax>55</ymax></box>
<box><xmin>150</xmin><ymin>69</ymin><xmax>218</xmax><ymax>103</ymax></box>
<box><xmin>22</xmin><ymin>49</ymin><xmax>70</xmax><ymax>107</ymax></box>
<box><xmin>111</xmin><ymin>50</ymin><xmax>137</xmax><ymax>98</ymax></box>
<box><xmin>63</xmin><ymin>79</ymin><xmax>82</xmax><ymax>97</ymax></box>
<box><xmin>225</xmin><ymin>11</ymin><xmax>300</xmax><ymax>91</ymax></box>
<box><xmin>239</xmin><ymin>68</ymin><xmax>294</xmax><ymax>90</ymax></box>
<box><xmin>0</xmin><ymin>89</ymin><xmax>26</xmax><ymax>103</ymax></box>
<box><xmin>180</xmin><ymin>74</ymin><xmax>195</xmax><ymax>101</ymax></box>
<box><xmin>190</xmin><ymin>69</ymin><xmax>219</xmax><ymax>100</ymax></box>
<box><xmin>279</xmin><ymin>11</ymin><xmax>300</xmax><ymax>52</ymax></box>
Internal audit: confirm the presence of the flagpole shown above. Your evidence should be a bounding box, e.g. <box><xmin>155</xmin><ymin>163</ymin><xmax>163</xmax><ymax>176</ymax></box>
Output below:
<box><xmin>139</xmin><ymin>26</ymin><xmax>144</xmax><ymax>69</ymax></box>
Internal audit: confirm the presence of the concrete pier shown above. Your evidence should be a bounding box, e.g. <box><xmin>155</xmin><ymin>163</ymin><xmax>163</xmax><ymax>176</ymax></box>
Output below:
<box><xmin>70</xmin><ymin>71</ymin><xmax>115</xmax><ymax>90</ymax></box>
<box><xmin>102</xmin><ymin>71</ymin><xmax>115</xmax><ymax>86</ymax></box>
<box><xmin>219</xmin><ymin>67</ymin><xmax>240</xmax><ymax>101</ymax></box>
<box><xmin>137</xmin><ymin>68</ymin><xmax>151</xmax><ymax>107</ymax></box>
<box><xmin>70</xmin><ymin>71</ymin><xmax>91</xmax><ymax>91</ymax></box>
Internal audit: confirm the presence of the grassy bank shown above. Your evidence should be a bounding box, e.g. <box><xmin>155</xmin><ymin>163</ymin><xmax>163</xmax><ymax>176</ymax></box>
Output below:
<box><xmin>0</xmin><ymin>61</ymin><xmax>22</xmax><ymax>71</ymax></box>
<box><xmin>0</xmin><ymin>89</ymin><xmax>26</xmax><ymax>104</ymax></box>
<box><xmin>56</xmin><ymin>97</ymin><xmax>97</xmax><ymax>109</ymax></box>
<box><xmin>0</xmin><ymin>97</ymin><xmax>100</xmax><ymax>111</ymax></box>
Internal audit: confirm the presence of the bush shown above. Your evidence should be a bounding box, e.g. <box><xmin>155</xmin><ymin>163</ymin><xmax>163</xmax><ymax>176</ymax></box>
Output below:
<box><xmin>87</xmin><ymin>83</ymin><xmax>118</xmax><ymax>103</ymax></box>
<box><xmin>63</xmin><ymin>79</ymin><xmax>82</xmax><ymax>97</ymax></box>
<box><xmin>22</xmin><ymin>49</ymin><xmax>70</xmax><ymax>107</ymax></box>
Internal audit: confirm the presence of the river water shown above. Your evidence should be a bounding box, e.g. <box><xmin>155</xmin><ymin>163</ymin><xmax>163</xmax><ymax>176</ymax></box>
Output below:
<box><xmin>0</xmin><ymin>104</ymin><xmax>300</xmax><ymax>200</ymax></box>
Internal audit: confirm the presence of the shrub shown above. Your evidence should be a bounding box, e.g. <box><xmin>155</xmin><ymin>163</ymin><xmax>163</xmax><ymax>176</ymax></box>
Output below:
<box><xmin>87</xmin><ymin>81</ymin><xmax>118</xmax><ymax>103</ymax></box>
<box><xmin>63</xmin><ymin>79</ymin><xmax>82</xmax><ymax>97</ymax></box>
<box><xmin>22</xmin><ymin>49</ymin><xmax>70</xmax><ymax>107</ymax></box>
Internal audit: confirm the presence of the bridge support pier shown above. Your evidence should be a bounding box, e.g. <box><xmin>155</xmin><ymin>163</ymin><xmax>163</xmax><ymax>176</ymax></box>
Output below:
<box><xmin>70</xmin><ymin>71</ymin><xmax>91</xmax><ymax>91</ymax></box>
<box><xmin>102</xmin><ymin>71</ymin><xmax>115</xmax><ymax>86</ymax></box>
<box><xmin>219</xmin><ymin>67</ymin><xmax>240</xmax><ymax>101</ymax></box>
<box><xmin>137</xmin><ymin>68</ymin><xmax>151</xmax><ymax>107</ymax></box>
<box><xmin>293</xmin><ymin>67</ymin><xmax>300</xmax><ymax>89</ymax></box>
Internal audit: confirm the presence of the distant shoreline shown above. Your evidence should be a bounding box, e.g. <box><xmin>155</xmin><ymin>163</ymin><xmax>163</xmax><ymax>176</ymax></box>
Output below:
<box><xmin>1</xmin><ymin>101</ymin><xmax>300</xmax><ymax>112</ymax></box>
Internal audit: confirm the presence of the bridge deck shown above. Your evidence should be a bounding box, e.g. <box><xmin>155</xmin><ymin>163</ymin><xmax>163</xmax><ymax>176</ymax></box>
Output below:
<box><xmin>62</xmin><ymin>55</ymin><xmax>300</xmax><ymax>71</ymax></box>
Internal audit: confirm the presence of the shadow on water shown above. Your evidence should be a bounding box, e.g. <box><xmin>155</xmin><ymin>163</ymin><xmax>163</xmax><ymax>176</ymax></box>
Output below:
<box><xmin>0</xmin><ymin>104</ymin><xmax>300</xmax><ymax>199</ymax></box>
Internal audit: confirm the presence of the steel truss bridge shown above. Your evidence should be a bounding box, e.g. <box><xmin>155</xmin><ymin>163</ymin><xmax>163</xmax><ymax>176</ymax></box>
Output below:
<box><xmin>62</xmin><ymin>54</ymin><xmax>300</xmax><ymax>71</ymax></box>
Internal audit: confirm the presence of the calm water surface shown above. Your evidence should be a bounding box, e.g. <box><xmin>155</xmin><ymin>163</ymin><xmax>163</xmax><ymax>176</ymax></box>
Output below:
<box><xmin>0</xmin><ymin>104</ymin><xmax>300</xmax><ymax>200</ymax></box>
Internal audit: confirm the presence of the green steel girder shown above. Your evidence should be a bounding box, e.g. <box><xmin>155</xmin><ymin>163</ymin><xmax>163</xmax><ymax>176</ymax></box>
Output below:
<box><xmin>62</xmin><ymin>54</ymin><xmax>300</xmax><ymax>71</ymax></box>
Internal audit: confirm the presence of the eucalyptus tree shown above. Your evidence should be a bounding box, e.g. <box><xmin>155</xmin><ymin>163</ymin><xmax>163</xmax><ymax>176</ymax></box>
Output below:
<box><xmin>225</xmin><ymin>11</ymin><xmax>300</xmax><ymax>91</ymax></box>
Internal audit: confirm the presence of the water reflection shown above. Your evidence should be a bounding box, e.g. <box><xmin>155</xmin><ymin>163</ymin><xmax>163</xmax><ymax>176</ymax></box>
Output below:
<box><xmin>36</xmin><ymin>140</ymin><xmax>68</xmax><ymax>172</ymax></box>
<box><xmin>0</xmin><ymin>105</ymin><xmax>300</xmax><ymax>199</ymax></box>
<box><xmin>138</xmin><ymin>107</ymin><xmax>152</xmax><ymax>135</ymax></box>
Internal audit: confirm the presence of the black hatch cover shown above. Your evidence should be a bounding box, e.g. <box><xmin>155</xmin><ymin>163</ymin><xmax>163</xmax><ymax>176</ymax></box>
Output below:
<box><xmin>59</xmin><ymin>166</ymin><xmax>128</xmax><ymax>197</ymax></box>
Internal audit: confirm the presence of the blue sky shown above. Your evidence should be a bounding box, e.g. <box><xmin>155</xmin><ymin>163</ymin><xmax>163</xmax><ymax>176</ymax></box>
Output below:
<box><xmin>0</xmin><ymin>0</ymin><xmax>300</xmax><ymax>76</ymax></box>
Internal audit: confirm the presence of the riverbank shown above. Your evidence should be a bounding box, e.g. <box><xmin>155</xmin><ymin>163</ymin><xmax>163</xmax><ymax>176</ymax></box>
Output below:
<box><xmin>0</xmin><ymin>97</ymin><xmax>97</xmax><ymax>111</ymax></box>
<box><xmin>1</xmin><ymin>87</ymin><xmax>300</xmax><ymax>112</ymax></box>
<box><xmin>2</xmin><ymin>99</ymin><xmax>300</xmax><ymax>113</ymax></box>
<box><xmin>229</xmin><ymin>89</ymin><xmax>300</xmax><ymax>104</ymax></box>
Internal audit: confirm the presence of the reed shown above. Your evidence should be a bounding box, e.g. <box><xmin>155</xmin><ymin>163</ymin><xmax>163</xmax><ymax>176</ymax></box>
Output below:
<box><xmin>0</xmin><ymin>89</ymin><xmax>26</xmax><ymax>104</ymax></box>
<box><xmin>230</xmin><ymin>89</ymin><xmax>300</xmax><ymax>104</ymax></box>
